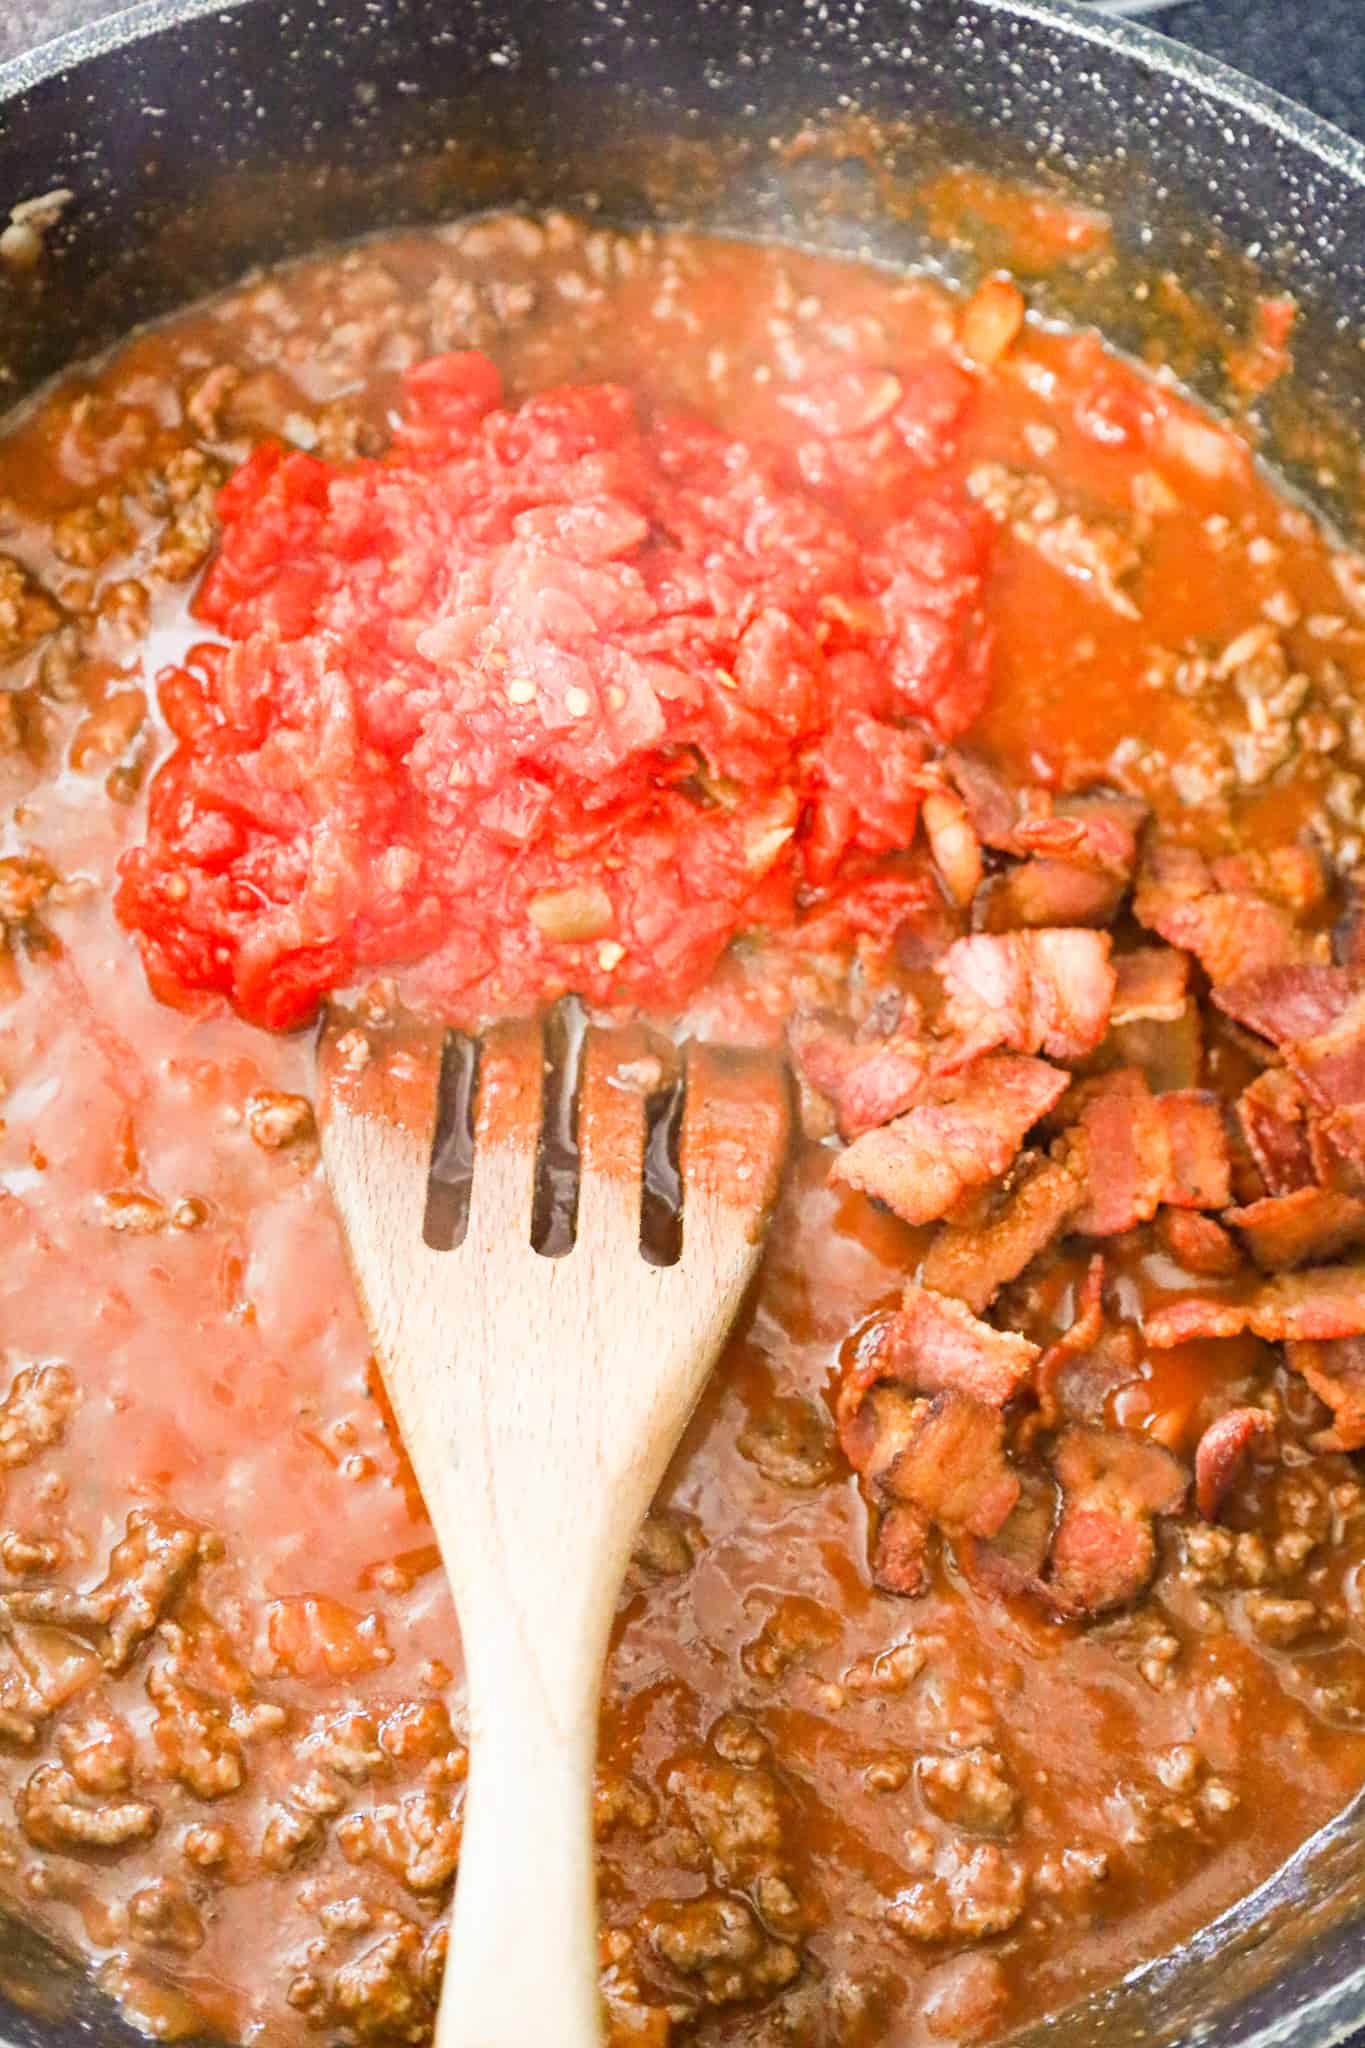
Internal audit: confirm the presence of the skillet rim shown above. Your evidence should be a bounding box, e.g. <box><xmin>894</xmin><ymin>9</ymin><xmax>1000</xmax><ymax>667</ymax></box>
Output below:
<box><xmin>0</xmin><ymin>4</ymin><xmax>1362</xmax><ymax>2048</ymax></box>
<box><xmin>2</xmin><ymin>0</ymin><xmax>1364</xmax><ymax>192</ymax></box>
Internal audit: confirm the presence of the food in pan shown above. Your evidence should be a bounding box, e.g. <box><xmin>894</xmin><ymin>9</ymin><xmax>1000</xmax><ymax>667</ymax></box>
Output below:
<box><xmin>0</xmin><ymin>211</ymin><xmax>1363</xmax><ymax>2045</ymax></box>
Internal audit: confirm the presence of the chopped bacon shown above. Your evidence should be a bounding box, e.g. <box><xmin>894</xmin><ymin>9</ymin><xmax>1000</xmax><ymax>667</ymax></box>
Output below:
<box><xmin>1035</xmin><ymin>1253</ymin><xmax>1106</xmax><ymax>1428</ymax></box>
<box><xmin>1070</xmin><ymin>1070</ymin><xmax>1230</xmax><ymax>1235</ymax></box>
<box><xmin>1312</xmin><ymin>1107</ymin><xmax>1365</xmax><ymax>1193</ymax></box>
<box><xmin>872</xmin><ymin>1501</ymin><xmax>932</xmax><ymax>1596</ymax></box>
<box><xmin>979</xmin><ymin>858</ymin><xmax>1125</xmax><ymax>931</ymax></box>
<box><xmin>1211</xmin><ymin>844</ymin><xmax>1327</xmax><ymax>919</ymax></box>
<box><xmin>882</xmin><ymin>1390</ymin><xmax>1021</xmax><ymax>1540</ymax></box>
<box><xmin>1226</xmin><ymin>1187</ymin><xmax>1365</xmax><ymax>1271</ymax></box>
<box><xmin>919</xmin><ymin>1151</ymin><xmax>1083</xmax><ymax>1313</ymax></box>
<box><xmin>1236</xmin><ymin>1068</ymin><xmax>1316</xmax><ymax>1196</ymax></box>
<box><xmin>1162</xmin><ymin>1092</ymin><xmax>1233</xmax><ymax>1209</ymax></box>
<box><xmin>1143</xmin><ymin>1295</ymin><xmax>1250</xmax><ymax>1348</ymax></box>
<box><xmin>849</xmin><ymin>1285</ymin><xmax>1040</xmax><ymax>1412</ymax></box>
<box><xmin>945</xmin><ymin>749</ymin><xmax>1020</xmax><ymax>849</ymax></box>
<box><xmin>1284</xmin><ymin>1336</ymin><xmax>1365</xmax><ymax>1452</ymax></box>
<box><xmin>959</xmin><ymin>1473</ymin><xmax>1057</xmax><ymax>1599</ymax></box>
<box><xmin>838</xmin><ymin>1382</ymin><xmax>925</xmax><ymax>1484</ymax></box>
<box><xmin>789</xmin><ymin>1013</ymin><xmax>926</xmax><ymax>1139</ymax></box>
<box><xmin>843</xmin><ymin>1376</ymin><xmax>1023</xmax><ymax>1597</ymax></box>
<box><xmin>969</xmin><ymin>782</ymin><xmax>1144</xmax><ymax>932</ymax></box>
<box><xmin>1048</xmin><ymin>1326</ymin><xmax>1144</xmax><ymax>1430</ymax></box>
<box><xmin>1289</xmin><ymin>1000</ymin><xmax>1365</xmax><ymax>1126</ymax></box>
<box><xmin>1070</xmin><ymin>1070</ymin><xmax>1169</xmax><ymax>1236</ymax></box>
<box><xmin>1135</xmin><ymin>841</ymin><xmax>1319</xmax><ymax>984</ymax></box>
<box><xmin>1156</xmin><ymin>1208</ymin><xmax>1243</xmax><ymax>1279</ymax></box>
<box><xmin>1146</xmin><ymin>1261</ymin><xmax>1365</xmax><ymax>1348</ymax></box>
<box><xmin>1016</xmin><ymin>790</ymin><xmax>1147</xmax><ymax>879</ymax></box>
<box><xmin>1046</xmin><ymin>1427</ymin><xmax>1188</xmax><ymax>1617</ymax></box>
<box><xmin>1251</xmin><ymin>1264</ymin><xmax>1365</xmax><ymax>1340</ymax></box>
<box><xmin>831</xmin><ymin>1053</ymin><xmax>1069</xmax><ymax>1226</ymax></box>
<box><xmin>945</xmin><ymin>761</ymin><xmax>1142</xmax><ymax>859</ymax></box>
<box><xmin>1111</xmin><ymin>1002</ymin><xmax>1203</xmax><ymax>1095</ymax></box>
<box><xmin>1111</xmin><ymin>947</ymin><xmax>1189</xmax><ymax>1026</ymax></box>
<box><xmin>1214</xmin><ymin>964</ymin><xmax>1356</xmax><ymax>1052</ymax></box>
<box><xmin>1194</xmin><ymin>1407</ymin><xmax>1274</xmax><ymax>1520</ymax></box>
<box><xmin>937</xmin><ymin>929</ymin><xmax>1115</xmax><ymax>1066</ymax></box>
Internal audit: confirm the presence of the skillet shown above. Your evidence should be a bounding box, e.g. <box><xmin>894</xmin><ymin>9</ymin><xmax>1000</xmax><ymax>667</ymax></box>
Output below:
<box><xmin>0</xmin><ymin>1</ymin><xmax>1363</xmax><ymax>2043</ymax></box>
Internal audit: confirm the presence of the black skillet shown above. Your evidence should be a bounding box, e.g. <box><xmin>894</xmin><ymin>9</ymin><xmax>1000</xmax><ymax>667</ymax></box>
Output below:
<box><xmin>0</xmin><ymin>0</ymin><xmax>1363</xmax><ymax>2043</ymax></box>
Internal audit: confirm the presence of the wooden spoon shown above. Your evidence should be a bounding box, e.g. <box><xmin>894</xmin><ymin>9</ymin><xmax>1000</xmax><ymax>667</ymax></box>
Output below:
<box><xmin>316</xmin><ymin>1006</ymin><xmax>791</xmax><ymax>2048</ymax></box>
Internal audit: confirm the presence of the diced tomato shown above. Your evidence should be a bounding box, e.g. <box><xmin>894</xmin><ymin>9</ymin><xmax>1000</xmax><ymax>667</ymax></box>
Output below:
<box><xmin>116</xmin><ymin>349</ymin><xmax>993</xmax><ymax>1029</ymax></box>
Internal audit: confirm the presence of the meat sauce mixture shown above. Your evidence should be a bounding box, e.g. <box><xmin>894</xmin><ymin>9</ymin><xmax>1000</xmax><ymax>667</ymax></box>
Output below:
<box><xmin>2</xmin><ymin>211</ymin><xmax>1365</xmax><ymax>2048</ymax></box>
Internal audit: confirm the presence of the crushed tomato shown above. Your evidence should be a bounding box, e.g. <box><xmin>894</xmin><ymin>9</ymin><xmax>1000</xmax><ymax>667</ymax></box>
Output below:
<box><xmin>115</xmin><ymin>349</ymin><xmax>992</xmax><ymax>1028</ymax></box>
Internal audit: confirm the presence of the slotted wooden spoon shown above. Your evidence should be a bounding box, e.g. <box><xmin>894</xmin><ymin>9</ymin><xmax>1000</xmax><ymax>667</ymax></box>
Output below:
<box><xmin>316</xmin><ymin>1008</ymin><xmax>791</xmax><ymax>2048</ymax></box>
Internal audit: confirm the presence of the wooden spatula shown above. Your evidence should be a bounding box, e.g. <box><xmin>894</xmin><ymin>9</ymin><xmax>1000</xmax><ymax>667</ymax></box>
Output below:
<box><xmin>316</xmin><ymin>1004</ymin><xmax>791</xmax><ymax>2048</ymax></box>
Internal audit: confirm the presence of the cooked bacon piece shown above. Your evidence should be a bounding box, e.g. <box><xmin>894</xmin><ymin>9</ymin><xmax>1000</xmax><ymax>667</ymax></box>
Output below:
<box><xmin>959</xmin><ymin>1472</ymin><xmax>1057</xmax><ymax>1598</ymax></box>
<box><xmin>832</xmin><ymin>1053</ymin><xmax>1069</xmax><ymax>1226</ymax></box>
<box><xmin>1135</xmin><ymin>841</ymin><xmax>1319</xmax><ymax>984</ymax></box>
<box><xmin>1236</xmin><ymin>1068</ymin><xmax>1316</xmax><ymax>1196</ymax></box>
<box><xmin>1212</xmin><ymin>965</ymin><xmax>1365</xmax><ymax>1173</ymax></box>
<box><xmin>938</xmin><ymin>929</ymin><xmax>1115</xmax><ymax>1066</ymax></box>
<box><xmin>1251</xmin><ymin>1264</ymin><xmax>1365</xmax><ymax>1340</ymax></box>
<box><xmin>1156</xmin><ymin>1208</ymin><xmax>1243</xmax><ymax>1279</ymax></box>
<box><xmin>1194</xmin><ymin>1407</ymin><xmax>1274</xmax><ymax>1520</ymax></box>
<box><xmin>1070</xmin><ymin>1070</ymin><xmax>1230</xmax><ymax>1235</ymax></box>
<box><xmin>1111</xmin><ymin>947</ymin><xmax>1189</xmax><ymax>1026</ymax></box>
<box><xmin>1143</xmin><ymin>1295</ymin><xmax>1251</xmax><ymax>1348</ymax></box>
<box><xmin>945</xmin><ymin>749</ymin><xmax>1020</xmax><ymax>849</ymax></box>
<box><xmin>850</xmin><ymin>1286</ymin><xmax>1040</xmax><ymax>1411</ymax></box>
<box><xmin>979</xmin><ymin>858</ymin><xmax>1125</xmax><ymax>931</ymax></box>
<box><xmin>1111</xmin><ymin>1001</ymin><xmax>1203</xmax><ymax>1095</ymax></box>
<box><xmin>1046</xmin><ymin>1427</ymin><xmax>1188</xmax><ymax>1617</ymax></box>
<box><xmin>1290</xmin><ymin>1001</ymin><xmax>1365</xmax><ymax>1125</ymax></box>
<box><xmin>919</xmin><ymin>1151</ymin><xmax>1083</xmax><ymax>1313</ymax></box>
<box><xmin>1146</xmin><ymin>1261</ymin><xmax>1365</xmax><ymax>1348</ymax></box>
<box><xmin>1070</xmin><ymin>1070</ymin><xmax>1170</xmax><ymax>1237</ymax></box>
<box><xmin>976</xmin><ymin>789</ymin><xmax>1146</xmax><ymax>932</ymax></box>
<box><xmin>837</xmin><ymin>1382</ymin><xmax>925</xmax><ymax>1484</ymax></box>
<box><xmin>883</xmin><ymin>1390</ymin><xmax>1021</xmax><ymax>1540</ymax></box>
<box><xmin>1049</xmin><ymin>1326</ymin><xmax>1144</xmax><ymax>1431</ymax></box>
<box><xmin>872</xmin><ymin>1501</ymin><xmax>932</xmax><ymax>1596</ymax></box>
<box><xmin>789</xmin><ymin>1014</ymin><xmax>926</xmax><ymax>1139</ymax></box>
<box><xmin>1034</xmin><ymin>1254</ymin><xmax>1107</xmax><ymax>1429</ymax></box>
<box><xmin>1162</xmin><ymin>1092</ymin><xmax>1232</xmax><ymax>1209</ymax></box>
<box><xmin>1015</xmin><ymin>791</ymin><xmax>1147</xmax><ymax>878</ymax></box>
<box><xmin>1312</xmin><ymin>1107</ymin><xmax>1365</xmax><ymax>1193</ymax></box>
<box><xmin>1284</xmin><ymin>1336</ymin><xmax>1365</xmax><ymax>1451</ymax></box>
<box><xmin>843</xmin><ymin>1376</ymin><xmax>1023</xmax><ymax>1597</ymax></box>
<box><xmin>945</xmin><ymin>761</ymin><xmax>1142</xmax><ymax>863</ymax></box>
<box><xmin>1211</xmin><ymin>844</ymin><xmax>1327</xmax><ymax>919</ymax></box>
<box><xmin>1226</xmin><ymin>1187</ymin><xmax>1365</xmax><ymax>1271</ymax></box>
<box><xmin>1214</xmin><ymin>964</ymin><xmax>1356</xmax><ymax>1053</ymax></box>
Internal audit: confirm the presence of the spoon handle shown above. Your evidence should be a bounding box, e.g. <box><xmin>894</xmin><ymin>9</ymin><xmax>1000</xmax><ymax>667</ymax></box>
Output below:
<box><xmin>437</xmin><ymin>1571</ymin><xmax>610</xmax><ymax>2048</ymax></box>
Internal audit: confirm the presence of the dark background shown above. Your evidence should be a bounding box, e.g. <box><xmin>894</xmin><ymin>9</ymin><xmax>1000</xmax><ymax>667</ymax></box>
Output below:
<box><xmin>3</xmin><ymin>0</ymin><xmax>1365</xmax><ymax>145</ymax></box>
<box><xmin>3</xmin><ymin>0</ymin><xmax>1365</xmax><ymax>144</ymax></box>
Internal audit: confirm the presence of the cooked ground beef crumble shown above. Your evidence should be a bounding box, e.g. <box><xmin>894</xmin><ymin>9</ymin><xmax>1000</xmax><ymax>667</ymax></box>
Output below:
<box><xmin>0</xmin><ymin>210</ymin><xmax>1362</xmax><ymax>2048</ymax></box>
